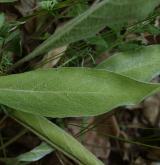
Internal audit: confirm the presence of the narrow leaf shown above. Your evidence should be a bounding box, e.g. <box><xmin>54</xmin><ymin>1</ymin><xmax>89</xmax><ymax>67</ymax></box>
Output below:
<box><xmin>10</xmin><ymin>0</ymin><xmax>160</xmax><ymax>70</ymax></box>
<box><xmin>0</xmin><ymin>68</ymin><xmax>159</xmax><ymax>117</ymax></box>
<box><xmin>9</xmin><ymin>110</ymin><xmax>104</xmax><ymax>165</ymax></box>
<box><xmin>17</xmin><ymin>142</ymin><xmax>54</xmax><ymax>162</ymax></box>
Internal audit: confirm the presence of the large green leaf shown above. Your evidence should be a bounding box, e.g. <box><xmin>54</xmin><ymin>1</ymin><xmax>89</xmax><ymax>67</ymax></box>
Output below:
<box><xmin>0</xmin><ymin>68</ymin><xmax>159</xmax><ymax>117</ymax></box>
<box><xmin>9</xmin><ymin>110</ymin><xmax>104</xmax><ymax>165</ymax></box>
<box><xmin>10</xmin><ymin>0</ymin><xmax>160</xmax><ymax>70</ymax></box>
<box><xmin>97</xmin><ymin>45</ymin><xmax>160</xmax><ymax>82</ymax></box>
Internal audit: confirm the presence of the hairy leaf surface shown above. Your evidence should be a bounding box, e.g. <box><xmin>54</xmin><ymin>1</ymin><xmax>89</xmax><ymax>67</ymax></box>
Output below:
<box><xmin>0</xmin><ymin>68</ymin><xmax>159</xmax><ymax>117</ymax></box>
<box><xmin>97</xmin><ymin>45</ymin><xmax>160</xmax><ymax>82</ymax></box>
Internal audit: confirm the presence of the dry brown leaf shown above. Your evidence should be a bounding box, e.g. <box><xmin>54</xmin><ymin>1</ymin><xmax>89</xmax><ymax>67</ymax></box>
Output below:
<box><xmin>15</xmin><ymin>0</ymin><xmax>36</xmax><ymax>16</ymax></box>
<box><xmin>134</xmin><ymin>157</ymin><xmax>147</xmax><ymax>165</ymax></box>
<box><xmin>38</xmin><ymin>45</ymin><xmax>68</xmax><ymax>68</ymax></box>
<box><xmin>142</xmin><ymin>93</ymin><xmax>160</xmax><ymax>126</ymax></box>
<box><xmin>66</xmin><ymin>117</ymin><xmax>111</xmax><ymax>160</ymax></box>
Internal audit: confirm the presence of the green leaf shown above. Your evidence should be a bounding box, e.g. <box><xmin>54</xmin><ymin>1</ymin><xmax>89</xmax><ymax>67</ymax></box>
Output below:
<box><xmin>0</xmin><ymin>143</ymin><xmax>53</xmax><ymax>164</ymax></box>
<box><xmin>9</xmin><ymin>110</ymin><xmax>104</xmax><ymax>165</ymax></box>
<box><xmin>3</xmin><ymin>45</ymin><xmax>160</xmax><ymax>165</ymax></box>
<box><xmin>0</xmin><ymin>68</ymin><xmax>159</xmax><ymax>117</ymax></box>
<box><xmin>87</xmin><ymin>35</ymin><xmax>109</xmax><ymax>54</ymax></box>
<box><xmin>67</xmin><ymin>0</ymin><xmax>88</xmax><ymax>17</ymax></box>
<box><xmin>10</xmin><ymin>0</ymin><xmax>160</xmax><ymax>70</ymax></box>
<box><xmin>133</xmin><ymin>24</ymin><xmax>160</xmax><ymax>35</ymax></box>
<box><xmin>97</xmin><ymin>45</ymin><xmax>160</xmax><ymax>82</ymax></box>
<box><xmin>17</xmin><ymin>142</ymin><xmax>54</xmax><ymax>162</ymax></box>
<box><xmin>38</xmin><ymin>0</ymin><xmax>58</xmax><ymax>11</ymax></box>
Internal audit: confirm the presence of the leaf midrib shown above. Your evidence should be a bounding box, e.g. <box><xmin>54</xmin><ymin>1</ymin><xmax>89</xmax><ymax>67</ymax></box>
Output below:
<box><xmin>0</xmin><ymin>88</ymin><xmax>106</xmax><ymax>95</ymax></box>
